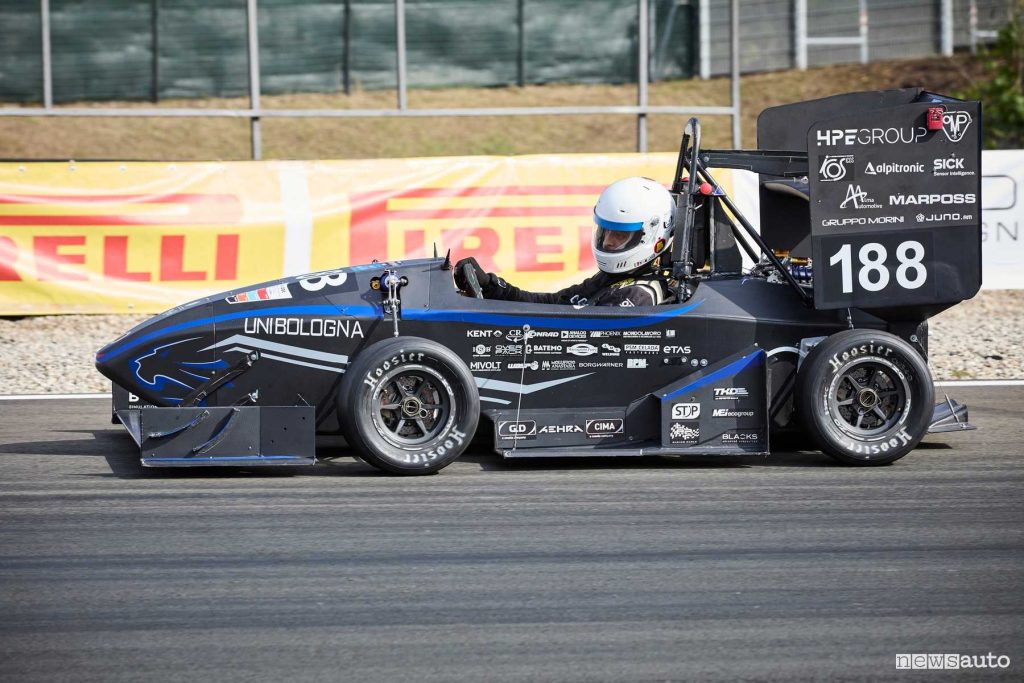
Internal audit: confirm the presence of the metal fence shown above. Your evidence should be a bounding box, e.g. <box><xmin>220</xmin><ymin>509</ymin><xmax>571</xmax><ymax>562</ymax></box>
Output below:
<box><xmin>0</xmin><ymin>0</ymin><xmax>742</xmax><ymax>160</ymax></box>
<box><xmin>0</xmin><ymin>0</ymin><xmax>1013</xmax><ymax>160</ymax></box>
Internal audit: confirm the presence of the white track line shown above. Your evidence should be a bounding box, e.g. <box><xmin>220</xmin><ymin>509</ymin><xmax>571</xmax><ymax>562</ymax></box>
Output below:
<box><xmin>0</xmin><ymin>379</ymin><xmax>1023</xmax><ymax>401</ymax></box>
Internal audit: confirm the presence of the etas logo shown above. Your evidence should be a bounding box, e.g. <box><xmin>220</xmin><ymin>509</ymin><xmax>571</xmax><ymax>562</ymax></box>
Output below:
<box><xmin>671</xmin><ymin>403</ymin><xmax>700</xmax><ymax>420</ymax></box>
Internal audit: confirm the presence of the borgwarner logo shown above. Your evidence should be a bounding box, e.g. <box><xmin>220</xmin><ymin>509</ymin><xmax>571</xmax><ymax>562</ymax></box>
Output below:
<box><xmin>942</xmin><ymin>110</ymin><xmax>972</xmax><ymax>143</ymax></box>
<box><xmin>818</xmin><ymin>155</ymin><xmax>854</xmax><ymax>182</ymax></box>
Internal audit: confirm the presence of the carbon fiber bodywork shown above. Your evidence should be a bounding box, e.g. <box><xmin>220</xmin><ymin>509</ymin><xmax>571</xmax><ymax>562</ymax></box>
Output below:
<box><xmin>96</xmin><ymin>258</ymin><xmax>882</xmax><ymax>459</ymax></box>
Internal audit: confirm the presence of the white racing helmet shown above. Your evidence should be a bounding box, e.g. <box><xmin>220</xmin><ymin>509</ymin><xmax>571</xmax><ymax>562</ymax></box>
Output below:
<box><xmin>592</xmin><ymin>177</ymin><xmax>675</xmax><ymax>274</ymax></box>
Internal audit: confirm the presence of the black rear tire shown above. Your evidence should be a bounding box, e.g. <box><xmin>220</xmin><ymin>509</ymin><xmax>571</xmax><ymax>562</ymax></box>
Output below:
<box><xmin>796</xmin><ymin>329</ymin><xmax>933</xmax><ymax>466</ymax></box>
<box><xmin>338</xmin><ymin>336</ymin><xmax>479</xmax><ymax>475</ymax></box>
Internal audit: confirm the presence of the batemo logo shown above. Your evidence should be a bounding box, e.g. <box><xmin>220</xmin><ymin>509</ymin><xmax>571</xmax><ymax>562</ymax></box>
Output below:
<box><xmin>497</xmin><ymin>421</ymin><xmax>536</xmax><ymax>439</ymax></box>
<box><xmin>669</xmin><ymin>422</ymin><xmax>700</xmax><ymax>444</ymax></box>
<box><xmin>714</xmin><ymin>387</ymin><xmax>749</xmax><ymax>400</ymax></box>
<box><xmin>585</xmin><ymin>418</ymin><xmax>624</xmax><ymax>438</ymax></box>
<box><xmin>890</xmin><ymin>193</ymin><xmax>976</xmax><ymax>206</ymax></box>
<box><xmin>864</xmin><ymin>161</ymin><xmax>924</xmax><ymax>175</ymax></box>
<box><xmin>671</xmin><ymin>403</ymin><xmax>700</xmax><ymax>420</ymax></box>
<box><xmin>941</xmin><ymin>110</ymin><xmax>972</xmax><ymax>143</ymax></box>
<box><xmin>566</xmin><ymin>343</ymin><xmax>599</xmax><ymax>357</ymax></box>
<box><xmin>469</xmin><ymin>361</ymin><xmax>501</xmax><ymax>372</ymax></box>
<box><xmin>839</xmin><ymin>184</ymin><xmax>883</xmax><ymax>210</ymax></box>
<box><xmin>816</xmin><ymin>126</ymin><xmax>926</xmax><ymax>147</ymax></box>
<box><xmin>818</xmin><ymin>155</ymin><xmax>854</xmax><ymax>182</ymax></box>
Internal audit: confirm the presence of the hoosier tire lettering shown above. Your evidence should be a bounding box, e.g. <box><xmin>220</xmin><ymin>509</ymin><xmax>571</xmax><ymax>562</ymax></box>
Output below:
<box><xmin>797</xmin><ymin>329</ymin><xmax>933</xmax><ymax>466</ymax></box>
<box><xmin>338</xmin><ymin>337</ymin><xmax>479</xmax><ymax>476</ymax></box>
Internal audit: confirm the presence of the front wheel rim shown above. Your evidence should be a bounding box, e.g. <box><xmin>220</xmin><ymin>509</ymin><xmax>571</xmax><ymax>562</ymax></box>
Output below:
<box><xmin>827</xmin><ymin>357</ymin><xmax>910</xmax><ymax>439</ymax></box>
<box><xmin>371</xmin><ymin>364</ymin><xmax>455</xmax><ymax>448</ymax></box>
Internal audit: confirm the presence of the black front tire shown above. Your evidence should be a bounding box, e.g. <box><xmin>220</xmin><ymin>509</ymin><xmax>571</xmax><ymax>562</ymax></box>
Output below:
<box><xmin>796</xmin><ymin>329</ymin><xmax>933</xmax><ymax>466</ymax></box>
<box><xmin>338</xmin><ymin>336</ymin><xmax>479</xmax><ymax>475</ymax></box>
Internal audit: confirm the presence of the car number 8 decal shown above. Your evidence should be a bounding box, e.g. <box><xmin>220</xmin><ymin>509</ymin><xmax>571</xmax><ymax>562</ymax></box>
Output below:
<box><xmin>828</xmin><ymin>240</ymin><xmax>927</xmax><ymax>294</ymax></box>
<box><xmin>299</xmin><ymin>271</ymin><xmax>348</xmax><ymax>291</ymax></box>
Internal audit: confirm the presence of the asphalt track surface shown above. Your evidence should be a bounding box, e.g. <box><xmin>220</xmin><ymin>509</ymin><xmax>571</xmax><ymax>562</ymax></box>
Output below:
<box><xmin>0</xmin><ymin>386</ymin><xmax>1021</xmax><ymax>682</ymax></box>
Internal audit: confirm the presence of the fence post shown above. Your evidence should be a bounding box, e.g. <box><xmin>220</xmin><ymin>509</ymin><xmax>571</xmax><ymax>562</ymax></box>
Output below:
<box><xmin>343</xmin><ymin>0</ymin><xmax>352</xmax><ymax>94</ymax></box>
<box><xmin>699</xmin><ymin>0</ymin><xmax>710</xmax><ymax>79</ymax></box>
<box><xmin>637</xmin><ymin>0</ymin><xmax>648</xmax><ymax>153</ymax></box>
<box><xmin>858</xmin><ymin>0</ymin><xmax>869</xmax><ymax>64</ymax></box>
<box><xmin>246</xmin><ymin>0</ymin><xmax>262</xmax><ymax>160</ymax></box>
<box><xmin>40</xmin><ymin>0</ymin><xmax>52</xmax><ymax>108</ymax></box>
<box><xmin>730</xmin><ymin>0</ymin><xmax>740</xmax><ymax>148</ymax></box>
<box><xmin>794</xmin><ymin>0</ymin><xmax>807</xmax><ymax>70</ymax></box>
<box><xmin>396</xmin><ymin>0</ymin><xmax>407</xmax><ymax>110</ymax></box>
<box><xmin>517</xmin><ymin>0</ymin><xmax>526</xmax><ymax>87</ymax></box>
<box><xmin>940</xmin><ymin>0</ymin><xmax>953</xmax><ymax>56</ymax></box>
<box><xmin>151</xmin><ymin>0</ymin><xmax>160</xmax><ymax>102</ymax></box>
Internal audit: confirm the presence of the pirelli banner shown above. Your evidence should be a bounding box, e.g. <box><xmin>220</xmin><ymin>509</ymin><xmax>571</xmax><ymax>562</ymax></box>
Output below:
<box><xmin>0</xmin><ymin>154</ymin><xmax>748</xmax><ymax>315</ymax></box>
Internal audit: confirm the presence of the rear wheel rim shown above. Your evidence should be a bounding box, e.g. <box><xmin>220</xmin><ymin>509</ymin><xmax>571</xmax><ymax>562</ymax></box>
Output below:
<box><xmin>827</xmin><ymin>358</ymin><xmax>909</xmax><ymax>439</ymax></box>
<box><xmin>371</xmin><ymin>365</ymin><xmax>454</xmax><ymax>448</ymax></box>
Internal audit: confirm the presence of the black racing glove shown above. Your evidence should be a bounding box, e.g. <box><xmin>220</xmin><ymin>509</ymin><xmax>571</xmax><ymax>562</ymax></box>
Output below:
<box><xmin>453</xmin><ymin>257</ymin><xmax>493</xmax><ymax>293</ymax></box>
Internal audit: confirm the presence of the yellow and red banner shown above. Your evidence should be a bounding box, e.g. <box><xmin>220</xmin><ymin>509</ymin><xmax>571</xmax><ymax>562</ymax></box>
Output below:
<box><xmin>0</xmin><ymin>154</ymin><xmax>739</xmax><ymax>314</ymax></box>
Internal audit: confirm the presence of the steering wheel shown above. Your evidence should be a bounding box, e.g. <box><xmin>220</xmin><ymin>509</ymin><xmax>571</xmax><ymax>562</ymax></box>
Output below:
<box><xmin>460</xmin><ymin>262</ymin><xmax>484</xmax><ymax>299</ymax></box>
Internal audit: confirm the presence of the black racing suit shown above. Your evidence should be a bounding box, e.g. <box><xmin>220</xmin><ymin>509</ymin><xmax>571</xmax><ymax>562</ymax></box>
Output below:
<box><xmin>482</xmin><ymin>266</ymin><xmax>673</xmax><ymax>307</ymax></box>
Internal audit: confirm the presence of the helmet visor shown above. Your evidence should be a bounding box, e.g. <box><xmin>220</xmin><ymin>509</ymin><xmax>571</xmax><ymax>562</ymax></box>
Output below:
<box><xmin>593</xmin><ymin>212</ymin><xmax>645</xmax><ymax>254</ymax></box>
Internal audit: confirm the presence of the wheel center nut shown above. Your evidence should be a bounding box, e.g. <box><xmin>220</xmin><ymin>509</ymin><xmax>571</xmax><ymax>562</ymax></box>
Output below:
<box><xmin>858</xmin><ymin>388</ymin><xmax>878</xmax><ymax>408</ymax></box>
<box><xmin>401</xmin><ymin>398</ymin><xmax>421</xmax><ymax>417</ymax></box>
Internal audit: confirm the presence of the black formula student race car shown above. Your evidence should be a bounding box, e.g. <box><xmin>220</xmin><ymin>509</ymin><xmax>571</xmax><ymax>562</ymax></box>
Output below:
<box><xmin>96</xmin><ymin>88</ymin><xmax>980</xmax><ymax>474</ymax></box>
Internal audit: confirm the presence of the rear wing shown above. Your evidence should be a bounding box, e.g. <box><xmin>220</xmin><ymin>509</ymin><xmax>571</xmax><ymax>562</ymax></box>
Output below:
<box><xmin>760</xmin><ymin>88</ymin><xmax>982</xmax><ymax>320</ymax></box>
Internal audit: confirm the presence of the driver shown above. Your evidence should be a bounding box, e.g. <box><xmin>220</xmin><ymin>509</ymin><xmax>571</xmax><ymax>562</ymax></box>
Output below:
<box><xmin>454</xmin><ymin>176</ymin><xmax>675</xmax><ymax>307</ymax></box>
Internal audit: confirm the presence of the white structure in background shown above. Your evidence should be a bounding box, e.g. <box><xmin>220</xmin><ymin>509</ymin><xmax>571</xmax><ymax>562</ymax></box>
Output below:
<box><xmin>730</xmin><ymin>151</ymin><xmax>1023</xmax><ymax>289</ymax></box>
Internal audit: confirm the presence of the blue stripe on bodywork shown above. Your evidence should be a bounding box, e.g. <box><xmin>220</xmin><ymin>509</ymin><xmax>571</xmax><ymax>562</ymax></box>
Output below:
<box><xmin>99</xmin><ymin>299</ymin><xmax>705</xmax><ymax>361</ymax></box>
<box><xmin>661</xmin><ymin>351</ymin><xmax>763</xmax><ymax>400</ymax></box>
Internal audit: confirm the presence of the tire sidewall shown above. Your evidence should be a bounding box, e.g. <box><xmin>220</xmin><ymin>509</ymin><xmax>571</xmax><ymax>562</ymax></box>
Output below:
<box><xmin>339</xmin><ymin>337</ymin><xmax>479</xmax><ymax>474</ymax></box>
<box><xmin>799</xmin><ymin>330</ymin><xmax>933</xmax><ymax>465</ymax></box>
